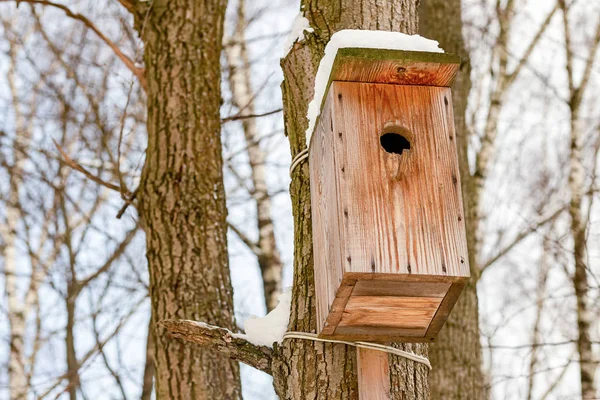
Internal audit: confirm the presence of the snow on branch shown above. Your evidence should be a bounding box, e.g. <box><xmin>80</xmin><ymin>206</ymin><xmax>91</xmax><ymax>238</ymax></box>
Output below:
<box><xmin>160</xmin><ymin>290</ymin><xmax>292</xmax><ymax>374</ymax></box>
<box><xmin>160</xmin><ymin>320</ymin><xmax>274</xmax><ymax>374</ymax></box>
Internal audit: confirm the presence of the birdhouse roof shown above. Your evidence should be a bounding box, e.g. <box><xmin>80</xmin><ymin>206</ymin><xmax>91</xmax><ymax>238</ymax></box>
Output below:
<box><xmin>304</xmin><ymin>30</ymin><xmax>461</xmax><ymax>145</ymax></box>
<box><xmin>329</xmin><ymin>47</ymin><xmax>460</xmax><ymax>87</ymax></box>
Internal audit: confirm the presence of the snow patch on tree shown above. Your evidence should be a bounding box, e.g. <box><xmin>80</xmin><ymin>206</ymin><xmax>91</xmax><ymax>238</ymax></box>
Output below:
<box><xmin>305</xmin><ymin>29</ymin><xmax>445</xmax><ymax>144</ymax></box>
<box><xmin>282</xmin><ymin>15</ymin><xmax>314</xmax><ymax>57</ymax></box>
<box><xmin>240</xmin><ymin>287</ymin><xmax>292</xmax><ymax>347</ymax></box>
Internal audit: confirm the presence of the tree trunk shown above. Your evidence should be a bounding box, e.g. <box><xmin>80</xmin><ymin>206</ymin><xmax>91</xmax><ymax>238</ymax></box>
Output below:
<box><xmin>275</xmin><ymin>1</ymin><xmax>430</xmax><ymax>398</ymax></box>
<box><xmin>225</xmin><ymin>0</ymin><xmax>284</xmax><ymax>312</ymax></box>
<box><xmin>134</xmin><ymin>1</ymin><xmax>242</xmax><ymax>399</ymax></box>
<box><xmin>558</xmin><ymin>3</ymin><xmax>600</xmax><ymax>397</ymax></box>
<box><xmin>3</xmin><ymin>38</ymin><xmax>29</xmax><ymax>400</ymax></box>
<box><xmin>568</xmin><ymin>106</ymin><xmax>597</xmax><ymax>399</ymax></box>
<box><xmin>419</xmin><ymin>1</ymin><xmax>487</xmax><ymax>398</ymax></box>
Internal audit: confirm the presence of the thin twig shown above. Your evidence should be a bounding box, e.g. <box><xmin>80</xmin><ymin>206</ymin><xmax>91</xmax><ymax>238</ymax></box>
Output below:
<box><xmin>227</xmin><ymin>221</ymin><xmax>263</xmax><ymax>257</ymax></box>
<box><xmin>3</xmin><ymin>0</ymin><xmax>147</xmax><ymax>90</ymax></box>
<box><xmin>116</xmin><ymin>188</ymin><xmax>139</xmax><ymax>219</ymax></box>
<box><xmin>116</xmin><ymin>0</ymin><xmax>134</xmax><ymax>14</ymax></box>
<box><xmin>117</xmin><ymin>81</ymin><xmax>135</xmax><ymax>199</ymax></box>
<box><xmin>221</xmin><ymin>108</ymin><xmax>283</xmax><ymax>123</ymax></box>
<box><xmin>480</xmin><ymin>205</ymin><xmax>566</xmax><ymax>273</ymax></box>
<box><xmin>53</xmin><ymin>139</ymin><xmax>124</xmax><ymax>193</ymax></box>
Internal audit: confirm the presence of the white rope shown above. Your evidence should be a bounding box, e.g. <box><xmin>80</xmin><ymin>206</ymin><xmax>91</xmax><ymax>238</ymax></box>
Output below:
<box><xmin>289</xmin><ymin>148</ymin><xmax>309</xmax><ymax>176</ymax></box>
<box><xmin>282</xmin><ymin>331</ymin><xmax>432</xmax><ymax>370</ymax></box>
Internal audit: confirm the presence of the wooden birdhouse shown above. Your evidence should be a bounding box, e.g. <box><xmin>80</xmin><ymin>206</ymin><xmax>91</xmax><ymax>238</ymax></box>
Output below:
<box><xmin>309</xmin><ymin>48</ymin><xmax>470</xmax><ymax>342</ymax></box>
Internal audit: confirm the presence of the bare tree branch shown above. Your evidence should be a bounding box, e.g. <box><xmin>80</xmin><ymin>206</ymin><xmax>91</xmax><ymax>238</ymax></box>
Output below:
<box><xmin>221</xmin><ymin>108</ymin><xmax>283</xmax><ymax>123</ymax></box>
<box><xmin>75</xmin><ymin>225</ymin><xmax>139</xmax><ymax>292</ymax></box>
<box><xmin>481</xmin><ymin>205</ymin><xmax>565</xmax><ymax>273</ymax></box>
<box><xmin>159</xmin><ymin>319</ymin><xmax>273</xmax><ymax>374</ymax></box>
<box><xmin>1</xmin><ymin>0</ymin><xmax>147</xmax><ymax>90</ymax></box>
<box><xmin>227</xmin><ymin>221</ymin><xmax>263</xmax><ymax>257</ymax></box>
<box><xmin>53</xmin><ymin>139</ymin><xmax>125</xmax><ymax>193</ymax></box>
<box><xmin>116</xmin><ymin>0</ymin><xmax>134</xmax><ymax>14</ymax></box>
<box><xmin>506</xmin><ymin>4</ymin><xmax>559</xmax><ymax>86</ymax></box>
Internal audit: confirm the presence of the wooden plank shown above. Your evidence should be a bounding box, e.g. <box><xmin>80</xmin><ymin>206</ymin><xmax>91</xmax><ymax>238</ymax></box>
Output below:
<box><xmin>345</xmin><ymin>273</ymin><xmax>467</xmax><ymax>283</ymax></box>
<box><xmin>357</xmin><ymin>348</ymin><xmax>390</xmax><ymax>400</ymax></box>
<box><xmin>345</xmin><ymin>296</ymin><xmax>442</xmax><ymax>310</ymax></box>
<box><xmin>352</xmin><ymin>280</ymin><xmax>450</xmax><ymax>297</ymax></box>
<box><xmin>331</xmin><ymin>48</ymin><xmax>460</xmax><ymax>87</ymax></box>
<box><xmin>425</xmin><ymin>281</ymin><xmax>466</xmax><ymax>339</ymax></box>
<box><xmin>331</xmin><ymin>81</ymin><xmax>470</xmax><ymax>279</ymax></box>
<box><xmin>321</xmin><ymin>278</ymin><xmax>356</xmax><ymax>335</ymax></box>
<box><xmin>339</xmin><ymin>296</ymin><xmax>440</xmax><ymax>329</ymax></box>
<box><xmin>316</xmin><ymin>275</ymin><xmax>468</xmax><ymax>340</ymax></box>
<box><xmin>310</xmin><ymin>89</ymin><xmax>347</xmax><ymax>335</ymax></box>
<box><xmin>332</xmin><ymin>325</ymin><xmax>427</xmax><ymax>341</ymax></box>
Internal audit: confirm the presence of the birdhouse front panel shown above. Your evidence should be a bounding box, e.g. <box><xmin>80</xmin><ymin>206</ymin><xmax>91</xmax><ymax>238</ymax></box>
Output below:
<box><xmin>309</xmin><ymin>49</ymin><xmax>470</xmax><ymax>342</ymax></box>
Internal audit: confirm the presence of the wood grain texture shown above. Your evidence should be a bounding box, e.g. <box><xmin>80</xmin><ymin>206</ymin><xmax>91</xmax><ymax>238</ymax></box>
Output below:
<box><xmin>357</xmin><ymin>348</ymin><xmax>391</xmax><ymax>400</ymax></box>
<box><xmin>334</xmin><ymin>326</ymin><xmax>427</xmax><ymax>340</ymax></box>
<box><xmin>318</xmin><ymin>276</ymin><xmax>468</xmax><ymax>341</ymax></box>
<box><xmin>310</xmin><ymin>91</ymin><xmax>346</xmax><ymax>334</ymax></box>
<box><xmin>310</xmin><ymin>80</ymin><xmax>470</xmax><ymax>341</ymax></box>
<box><xmin>339</xmin><ymin>296</ymin><xmax>441</xmax><ymax>329</ymax></box>
<box><xmin>351</xmin><ymin>280</ymin><xmax>450</xmax><ymax>297</ymax></box>
<box><xmin>424</xmin><ymin>282</ymin><xmax>465</xmax><ymax>339</ymax></box>
<box><xmin>331</xmin><ymin>48</ymin><xmax>460</xmax><ymax>87</ymax></box>
<box><xmin>331</xmin><ymin>81</ymin><xmax>469</xmax><ymax>278</ymax></box>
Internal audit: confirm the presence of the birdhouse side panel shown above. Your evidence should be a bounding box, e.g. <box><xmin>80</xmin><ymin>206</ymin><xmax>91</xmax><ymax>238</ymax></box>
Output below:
<box><xmin>309</xmin><ymin>89</ymin><xmax>348</xmax><ymax>334</ymax></box>
<box><xmin>331</xmin><ymin>81</ymin><xmax>469</xmax><ymax>279</ymax></box>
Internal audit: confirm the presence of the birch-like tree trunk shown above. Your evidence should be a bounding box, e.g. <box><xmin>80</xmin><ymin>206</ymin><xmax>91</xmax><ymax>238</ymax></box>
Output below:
<box><xmin>225</xmin><ymin>0</ymin><xmax>284</xmax><ymax>312</ymax></box>
<box><xmin>134</xmin><ymin>1</ymin><xmax>242</xmax><ymax>398</ymax></box>
<box><xmin>3</xmin><ymin>45</ymin><xmax>28</xmax><ymax>400</ymax></box>
<box><xmin>2</xmin><ymin>29</ymin><xmax>40</xmax><ymax>398</ymax></box>
<box><xmin>559</xmin><ymin>3</ymin><xmax>600</xmax><ymax>396</ymax></box>
<box><xmin>419</xmin><ymin>1</ymin><xmax>487</xmax><ymax>398</ymax></box>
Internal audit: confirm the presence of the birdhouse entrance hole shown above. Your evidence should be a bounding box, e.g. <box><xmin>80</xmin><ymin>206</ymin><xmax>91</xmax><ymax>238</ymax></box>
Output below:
<box><xmin>380</xmin><ymin>131</ymin><xmax>411</xmax><ymax>156</ymax></box>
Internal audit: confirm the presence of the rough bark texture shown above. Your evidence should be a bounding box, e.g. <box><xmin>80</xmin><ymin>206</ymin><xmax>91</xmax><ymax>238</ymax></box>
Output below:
<box><xmin>275</xmin><ymin>1</ymin><xmax>430</xmax><ymax>399</ymax></box>
<box><xmin>135</xmin><ymin>1</ymin><xmax>241</xmax><ymax>399</ymax></box>
<box><xmin>419</xmin><ymin>1</ymin><xmax>487</xmax><ymax>398</ymax></box>
<box><xmin>225</xmin><ymin>0</ymin><xmax>284</xmax><ymax>312</ymax></box>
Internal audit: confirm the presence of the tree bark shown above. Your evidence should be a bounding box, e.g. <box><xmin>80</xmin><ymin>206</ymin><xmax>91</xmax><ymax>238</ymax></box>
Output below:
<box><xmin>135</xmin><ymin>1</ymin><xmax>242</xmax><ymax>399</ymax></box>
<box><xmin>568</xmin><ymin>103</ymin><xmax>597</xmax><ymax>400</ymax></box>
<box><xmin>419</xmin><ymin>1</ymin><xmax>487</xmax><ymax>398</ymax></box>
<box><xmin>275</xmin><ymin>1</ymin><xmax>429</xmax><ymax>399</ymax></box>
<box><xmin>558</xmin><ymin>3</ymin><xmax>600</xmax><ymax>397</ymax></box>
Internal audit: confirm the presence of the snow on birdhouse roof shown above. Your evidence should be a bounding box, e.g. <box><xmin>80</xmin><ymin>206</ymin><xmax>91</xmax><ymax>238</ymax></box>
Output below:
<box><xmin>305</xmin><ymin>29</ymin><xmax>460</xmax><ymax>145</ymax></box>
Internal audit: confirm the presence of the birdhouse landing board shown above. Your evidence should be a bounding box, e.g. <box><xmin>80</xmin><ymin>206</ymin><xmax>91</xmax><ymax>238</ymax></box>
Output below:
<box><xmin>309</xmin><ymin>48</ymin><xmax>470</xmax><ymax>342</ymax></box>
